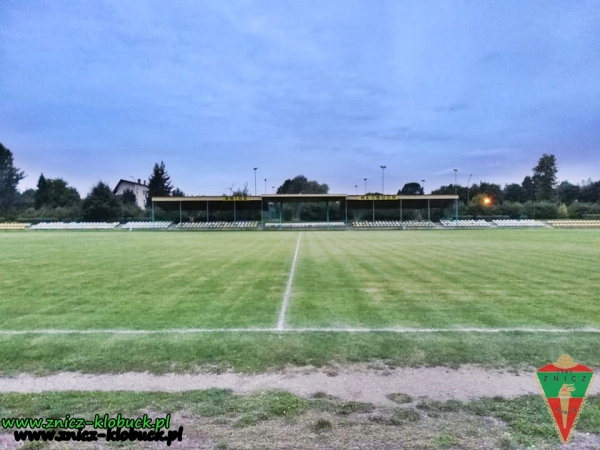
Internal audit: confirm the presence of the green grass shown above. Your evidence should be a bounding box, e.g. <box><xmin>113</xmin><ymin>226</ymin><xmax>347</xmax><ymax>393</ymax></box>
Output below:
<box><xmin>1</xmin><ymin>332</ymin><xmax>599</xmax><ymax>375</ymax></box>
<box><xmin>290</xmin><ymin>230</ymin><xmax>600</xmax><ymax>328</ymax></box>
<box><xmin>1</xmin><ymin>390</ymin><xmax>598</xmax><ymax>447</ymax></box>
<box><xmin>1</xmin><ymin>229</ymin><xmax>599</xmax><ymax>373</ymax></box>
<box><xmin>0</xmin><ymin>389</ymin><xmax>309</xmax><ymax>426</ymax></box>
<box><xmin>0</xmin><ymin>232</ymin><xmax>298</xmax><ymax>329</ymax></box>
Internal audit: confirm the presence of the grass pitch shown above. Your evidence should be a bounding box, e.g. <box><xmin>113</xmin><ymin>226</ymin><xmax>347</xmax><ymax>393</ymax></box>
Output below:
<box><xmin>0</xmin><ymin>229</ymin><xmax>599</xmax><ymax>373</ymax></box>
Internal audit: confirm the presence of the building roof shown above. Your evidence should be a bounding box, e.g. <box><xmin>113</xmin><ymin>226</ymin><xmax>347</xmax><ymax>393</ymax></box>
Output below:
<box><xmin>112</xmin><ymin>179</ymin><xmax>149</xmax><ymax>194</ymax></box>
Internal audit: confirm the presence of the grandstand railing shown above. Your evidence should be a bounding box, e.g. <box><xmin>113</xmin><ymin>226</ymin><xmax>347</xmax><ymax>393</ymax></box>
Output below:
<box><xmin>440</xmin><ymin>220</ymin><xmax>492</xmax><ymax>228</ymax></box>
<box><xmin>121</xmin><ymin>221</ymin><xmax>172</xmax><ymax>230</ymax></box>
<box><xmin>547</xmin><ymin>220</ymin><xmax>600</xmax><ymax>228</ymax></box>
<box><xmin>492</xmin><ymin>219</ymin><xmax>544</xmax><ymax>228</ymax></box>
<box><xmin>352</xmin><ymin>220</ymin><xmax>435</xmax><ymax>229</ymax></box>
<box><xmin>264</xmin><ymin>222</ymin><xmax>345</xmax><ymax>229</ymax></box>
<box><xmin>177</xmin><ymin>221</ymin><xmax>259</xmax><ymax>229</ymax></box>
<box><xmin>29</xmin><ymin>222</ymin><xmax>119</xmax><ymax>230</ymax></box>
<box><xmin>0</xmin><ymin>222</ymin><xmax>30</xmax><ymax>230</ymax></box>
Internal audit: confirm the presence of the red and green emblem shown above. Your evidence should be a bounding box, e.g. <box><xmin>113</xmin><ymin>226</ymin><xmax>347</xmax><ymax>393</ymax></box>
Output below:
<box><xmin>536</xmin><ymin>354</ymin><xmax>595</xmax><ymax>443</ymax></box>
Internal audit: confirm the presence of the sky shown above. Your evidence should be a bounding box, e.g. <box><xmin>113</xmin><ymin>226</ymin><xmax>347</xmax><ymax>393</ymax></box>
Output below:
<box><xmin>1</xmin><ymin>0</ymin><xmax>599</xmax><ymax>197</ymax></box>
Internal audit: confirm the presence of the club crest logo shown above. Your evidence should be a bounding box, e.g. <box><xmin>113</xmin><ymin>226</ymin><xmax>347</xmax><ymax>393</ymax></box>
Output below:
<box><xmin>535</xmin><ymin>355</ymin><xmax>595</xmax><ymax>443</ymax></box>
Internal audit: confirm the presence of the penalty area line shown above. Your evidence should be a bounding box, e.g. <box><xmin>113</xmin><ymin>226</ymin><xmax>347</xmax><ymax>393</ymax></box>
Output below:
<box><xmin>277</xmin><ymin>231</ymin><xmax>303</xmax><ymax>330</ymax></box>
<box><xmin>1</xmin><ymin>327</ymin><xmax>600</xmax><ymax>335</ymax></box>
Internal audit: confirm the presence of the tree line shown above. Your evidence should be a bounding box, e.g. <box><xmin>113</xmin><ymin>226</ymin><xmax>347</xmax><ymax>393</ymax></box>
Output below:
<box><xmin>0</xmin><ymin>142</ymin><xmax>185</xmax><ymax>222</ymax></box>
<box><xmin>1</xmin><ymin>142</ymin><xmax>599</xmax><ymax>222</ymax></box>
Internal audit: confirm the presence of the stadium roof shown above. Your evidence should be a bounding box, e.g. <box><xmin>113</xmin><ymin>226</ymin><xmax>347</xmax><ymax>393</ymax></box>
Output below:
<box><xmin>152</xmin><ymin>194</ymin><xmax>458</xmax><ymax>211</ymax></box>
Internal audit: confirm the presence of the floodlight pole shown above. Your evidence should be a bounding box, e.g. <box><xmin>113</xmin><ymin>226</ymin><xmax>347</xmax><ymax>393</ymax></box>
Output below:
<box><xmin>364</xmin><ymin>178</ymin><xmax>367</xmax><ymax>194</ymax></box>
<box><xmin>421</xmin><ymin>179</ymin><xmax>425</xmax><ymax>195</ymax></box>
<box><xmin>264</xmin><ymin>178</ymin><xmax>267</xmax><ymax>194</ymax></box>
<box><xmin>253</xmin><ymin>168</ymin><xmax>257</xmax><ymax>196</ymax></box>
<box><xmin>355</xmin><ymin>185</ymin><xmax>358</xmax><ymax>195</ymax></box>
<box><xmin>467</xmin><ymin>174</ymin><xmax>473</xmax><ymax>203</ymax></box>
<box><xmin>454</xmin><ymin>169</ymin><xmax>458</xmax><ymax>221</ymax></box>
<box><xmin>380</xmin><ymin>165</ymin><xmax>386</xmax><ymax>194</ymax></box>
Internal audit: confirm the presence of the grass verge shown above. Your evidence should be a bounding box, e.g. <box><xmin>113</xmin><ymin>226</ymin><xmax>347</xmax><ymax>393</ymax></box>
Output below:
<box><xmin>1</xmin><ymin>332</ymin><xmax>599</xmax><ymax>375</ymax></box>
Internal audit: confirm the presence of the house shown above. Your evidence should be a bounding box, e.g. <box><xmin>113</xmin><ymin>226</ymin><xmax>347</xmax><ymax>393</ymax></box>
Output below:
<box><xmin>113</xmin><ymin>179</ymin><xmax>149</xmax><ymax>209</ymax></box>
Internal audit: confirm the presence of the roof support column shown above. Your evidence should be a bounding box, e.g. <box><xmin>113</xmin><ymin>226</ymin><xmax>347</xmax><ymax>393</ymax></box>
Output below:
<box><xmin>326</xmin><ymin>201</ymin><xmax>329</xmax><ymax>229</ymax></box>
<box><xmin>206</xmin><ymin>200</ymin><xmax>209</xmax><ymax>223</ymax></box>
<box><xmin>179</xmin><ymin>200</ymin><xmax>182</xmax><ymax>225</ymax></box>
<box><xmin>428</xmin><ymin>199</ymin><xmax>431</xmax><ymax>222</ymax></box>
<box><xmin>344</xmin><ymin>199</ymin><xmax>348</xmax><ymax>226</ymax></box>
<box><xmin>400</xmin><ymin>198</ymin><xmax>403</xmax><ymax>224</ymax></box>
<box><xmin>279</xmin><ymin>201</ymin><xmax>282</xmax><ymax>229</ymax></box>
<box><xmin>261</xmin><ymin>198</ymin><xmax>264</xmax><ymax>228</ymax></box>
<box><xmin>234</xmin><ymin>199</ymin><xmax>236</xmax><ymax>223</ymax></box>
<box><xmin>152</xmin><ymin>200</ymin><xmax>155</xmax><ymax>228</ymax></box>
<box><xmin>372</xmin><ymin>200</ymin><xmax>375</xmax><ymax>223</ymax></box>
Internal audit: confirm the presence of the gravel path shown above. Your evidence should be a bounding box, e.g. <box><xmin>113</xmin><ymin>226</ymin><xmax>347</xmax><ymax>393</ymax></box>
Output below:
<box><xmin>1</xmin><ymin>365</ymin><xmax>597</xmax><ymax>405</ymax></box>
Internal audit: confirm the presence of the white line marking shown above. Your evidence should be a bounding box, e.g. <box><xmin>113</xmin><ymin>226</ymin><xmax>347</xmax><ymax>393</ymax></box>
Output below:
<box><xmin>0</xmin><ymin>327</ymin><xmax>599</xmax><ymax>335</ymax></box>
<box><xmin>277</xmin><ymin>232</ymin><xmax>303</xmax><ymax>330</ymax></box>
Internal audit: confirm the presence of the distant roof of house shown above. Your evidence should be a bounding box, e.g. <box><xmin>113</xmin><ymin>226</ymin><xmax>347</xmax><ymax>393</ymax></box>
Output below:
<box><xmin>113</xmin><ymin>179</ymin><xmax>149</xmax><ymax>194</ymax></box>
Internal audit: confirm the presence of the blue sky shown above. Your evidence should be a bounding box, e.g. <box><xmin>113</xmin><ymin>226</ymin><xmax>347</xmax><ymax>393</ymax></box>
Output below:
<box><xmin>1</xmin><ymin>0</ymin><xmax>599</xmax><ymax>196</ymax></box>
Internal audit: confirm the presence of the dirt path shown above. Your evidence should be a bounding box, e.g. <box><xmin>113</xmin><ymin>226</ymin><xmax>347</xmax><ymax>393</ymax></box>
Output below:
<box><xmin>1</xmin><ymin>365</ymin><xmax>597</xmax><ymax>405</ymax></box>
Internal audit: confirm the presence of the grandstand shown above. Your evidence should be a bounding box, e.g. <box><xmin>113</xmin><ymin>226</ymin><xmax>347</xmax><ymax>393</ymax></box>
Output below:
<box><xmin>264</xmin><ymin>222</ymin><xmax>345</xmax><ymax>229</ymax></box>
<box><xmin>493</xmin><ymin>219</ymin><xmax>544</xmax><ymax>228</ymax></box>
<box><xmin>121</xmin><ymin>221</ymin><xmax>172</xmax><ymax>230</ymax></box>
<box><xmin>547</xmin><ymin>220</ymin><xmax>600</xmax><ymax>228</ymax></box>
<box><xmin>0</xmin><ymin>222</ymin><xmax>30</xmax><ymax>230</ymax></box>
<box><xmin>30</xmin><ymin>222</ymin><xmax>119</xmax><ymax>230</ymax></box>
<box><xmin>177</xmin><ymin>221</ymin><xmax>258</xmax><ymax>229</ymax></box>
<box><xmin>352</xmin><ymin>220</ymin><xmax>435</xmax><ymax>229</ymax></box>
<box><xmin>440</xmin><ymin>219</ymin><xmax>492</xmax><ymax>228</ymax></box>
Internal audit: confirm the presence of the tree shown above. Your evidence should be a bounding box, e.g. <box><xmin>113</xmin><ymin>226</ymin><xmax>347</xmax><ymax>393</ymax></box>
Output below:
<box><xmin>276</xmin><ymin>175</ymin><xmax>328</xmax><ymax>221</ymax></box>
<box><xmin>146</xmin><ymin>161</ymin><xmax>173</xmax><ymax>207</ymax></box>
<box><xmin>0</xmin><ymin>142</ymin><xmax>25</xmax><ymax>211</ymax></box>
<box><xmin>521</xmin><ymin>176</ymin><xmax>535</xmax><ymax>202</ymax></box>
<box><xmin>399</xmin><ymin>182</ymin><xmax>424</xmax><ymax>195</ymax></box>
<box><xmin>231</xmin><ymin>183</ymin><xmax>249</xmax><ymax>197</ymax></box>
<box><xmin>532</xmin><ymin>154</ymin><xmax>558</xmax><ymax>201</ymax></box>
<box><xmin>34</xmin><ymin>175</ymin><xmax>80</xmax><ymax>208</ymax></box>
<box><xmin>580</xmin><ymin>181</ymin><xmax>600</xmax><ymax>203</ymax></box>
<box><xmin>121</xmin><ymin>189</ymin><xmax>137</xmax><ymax>205</ymax></box>
<box><xmin>557</xmin><ymin>181</ymin><xmax>580</xmax><ymax>204</ymax></box>
<box><xmin>172</xmin><ymin>188</ymin><xmax>185</xmax><ymax>197</ymax></box>
<box><xmin>478</xmin><ymin>182</ymin><xmax>504</xmax><ymax>203</ymax></box>
<box><xmin>35</xmin><ymin>174</ymin><xmax>51</xmax><ymax>209</ymax></box>
<box><xmin>81</xmin><ymin>182</ymin><xmax>122</xmax><ymax>221</ymax></box>
<box><xmin>276</xmin><ymin>175</ymin><xmax>328</xmax><ymax>194</ymax></box>
<box><xmin>15</xmin><ymin>189</ymin><xmax>36</xmax><ymax>210</ymax></box>
<box><xmin>48</xmin><ymin>179</ymin><xmax>80</xmax><ymax>207</ymax></box>
<box><xmin>504</xmin><ymin>183</ymin><xmax>523</xmax><ymax>203</ymax></box>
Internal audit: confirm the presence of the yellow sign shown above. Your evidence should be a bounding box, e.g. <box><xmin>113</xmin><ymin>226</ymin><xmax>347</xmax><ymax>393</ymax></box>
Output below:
<box><xmin>223</xmin><ymin>196</ymin><xmax>250</xmax><ymax>201</ymax></box>
<box><xmin>359</xmin><ymin>195</ymin><xmax>399</xmax><ymax>200</ymax></box>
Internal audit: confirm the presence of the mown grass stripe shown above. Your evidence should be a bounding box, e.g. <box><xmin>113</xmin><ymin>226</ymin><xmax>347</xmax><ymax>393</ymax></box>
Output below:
<box><xmin>0</xmin><ymin>327</ymin><xmax>599</xmax><ymax>334</ymax></box>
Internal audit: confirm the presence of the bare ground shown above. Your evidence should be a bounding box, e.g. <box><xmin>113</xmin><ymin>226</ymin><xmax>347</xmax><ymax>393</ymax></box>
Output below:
<box><xmin>1</xmin><ymin>407</ymin><xmax>599</xmax><ymax>450</ymax></box>
<box><xmin>0</xmin><ymin>364</ymin><xmax>598</xmax><ymax>405</ymax></box>
<box><xmin>1</xmin><ymin>364</ymin><xmax>598</xmax><ymax>449</ymax></box>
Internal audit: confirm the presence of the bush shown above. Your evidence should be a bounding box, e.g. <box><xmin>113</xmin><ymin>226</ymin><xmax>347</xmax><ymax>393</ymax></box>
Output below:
<box><xmin>568</xmin><ymin>202</ymin><xmax>600</xmax><ymax>219</ymax></box>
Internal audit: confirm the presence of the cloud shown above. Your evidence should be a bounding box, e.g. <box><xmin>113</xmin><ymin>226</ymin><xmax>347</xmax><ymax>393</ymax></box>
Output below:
<box><xmin>435</xmin><ymin>103</ymin><xmax>470</xmax><ymax>113</ymax></box>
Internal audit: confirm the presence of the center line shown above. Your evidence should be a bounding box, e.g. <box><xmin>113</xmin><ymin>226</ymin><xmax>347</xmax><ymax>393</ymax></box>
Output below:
<box><xmin>277</xmin><ymin>232</ymin><xmax>303</xmax><ymax>330</ymax></box>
